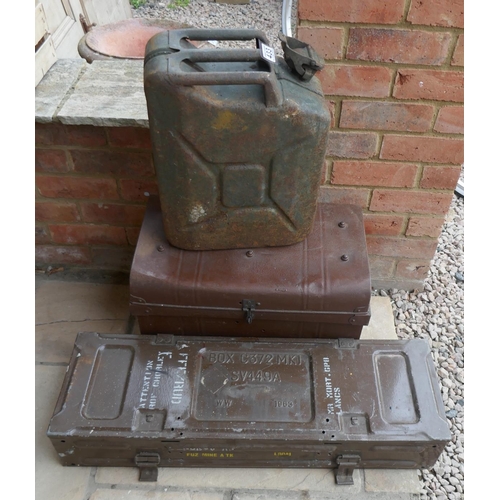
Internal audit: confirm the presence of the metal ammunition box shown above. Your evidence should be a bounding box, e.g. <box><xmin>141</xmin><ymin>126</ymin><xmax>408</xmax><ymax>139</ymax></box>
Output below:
<box><xmin>143</xmin><ymin>29</ymin><xmax>331</xmax><ymax>250</ymax></box>
<box><xmin>130</xmin><ymin>196</ymin><xmax>371</xmax><ymax>338</ymax></box>
<box><xmin>47</xmin><ymin>332</ymin><xmax>450</xmax><ymax>485</ymax></box>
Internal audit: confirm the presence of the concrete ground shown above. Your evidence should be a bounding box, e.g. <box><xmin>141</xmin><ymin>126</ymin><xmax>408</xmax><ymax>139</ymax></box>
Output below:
<box><xmin>35</xmin><ymin>277</ymin><xmax>422</xmax><ymax>500</ymax></box>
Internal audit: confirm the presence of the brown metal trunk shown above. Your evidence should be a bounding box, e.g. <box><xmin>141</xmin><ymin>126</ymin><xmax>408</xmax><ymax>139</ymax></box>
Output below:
<box><xmin>130</xmin><ymin>197</ymin><xmax>371</xmax><ymax>338</ymax></box>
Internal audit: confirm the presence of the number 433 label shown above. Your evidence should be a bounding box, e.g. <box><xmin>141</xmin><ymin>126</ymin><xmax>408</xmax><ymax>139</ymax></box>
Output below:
<box><xmin>259</xmin><ymin>42</ymin><xmax>276</xmax><ymax>63</ymax></box>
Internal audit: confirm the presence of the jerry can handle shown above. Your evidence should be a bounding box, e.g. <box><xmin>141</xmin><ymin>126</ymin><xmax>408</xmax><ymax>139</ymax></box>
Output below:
<box><xmin>167</xmin><ymin>28</ymin><xmax>271</xmax><ymax>50</ymax></box>
<box><xmin>167</xmin><ymin>48</ymin><xmax>283</xmax><ymax>107</ymax></box>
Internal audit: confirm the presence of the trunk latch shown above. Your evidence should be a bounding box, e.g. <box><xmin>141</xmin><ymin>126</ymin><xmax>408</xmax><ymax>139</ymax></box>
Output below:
<box><xmin>335</xmin><ymin>454</ymin><xmax>361</xmax><ymax>485</ymax></box>
<box><xmin>135</xmin><ymin>452</ymin><xmax>161</xmax><ymax>482</ymax></box>
<box><xmin>241</xmin><ymin>300</ymin><xmax>259</xmax><ymax>324</ymax></box>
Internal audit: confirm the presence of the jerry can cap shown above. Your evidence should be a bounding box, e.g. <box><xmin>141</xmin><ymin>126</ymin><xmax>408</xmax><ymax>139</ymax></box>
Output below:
<box><xmin>278</xmin><ymin>32</ymin><xmax>325</xmax><ymax>81</ymax></box>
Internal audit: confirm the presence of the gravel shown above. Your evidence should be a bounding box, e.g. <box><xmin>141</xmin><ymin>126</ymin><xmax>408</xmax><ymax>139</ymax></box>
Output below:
<box><xmin>379</xmin><ymin>192</ymin><xmax>464</xmax><ymax>500</ymax></box>
<box><xmin>133</xmin><ymin>0</ymin><xmax>293</xmax><ymax>51</ymax></box>
<box><xmin>132</xmin><ymin>3</ymin><xmax>465</xmax><ymax>498</ymax></box>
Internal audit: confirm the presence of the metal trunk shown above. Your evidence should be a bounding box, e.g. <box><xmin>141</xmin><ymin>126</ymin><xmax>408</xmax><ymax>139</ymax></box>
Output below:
<box><xmin>130</xmin><ymin>197</ymin><xmax>371</xmax><ymax>338</ymax></box>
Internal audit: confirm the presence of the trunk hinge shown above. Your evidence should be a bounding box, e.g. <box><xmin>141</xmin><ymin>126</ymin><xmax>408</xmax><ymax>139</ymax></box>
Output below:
<box><xmin>335</xmin><ymin>454</ymin><xmax>361</xmax><ymax>485</ymax></box>
<box><xmin>241</xmin><ymin>299</ymin><xmax>259</xmax><ymax>324</ymax></box>
<box><xmin>135</xmin><ymin>452</ymin><xmax>160</xmax><ymax>482</ymax></box>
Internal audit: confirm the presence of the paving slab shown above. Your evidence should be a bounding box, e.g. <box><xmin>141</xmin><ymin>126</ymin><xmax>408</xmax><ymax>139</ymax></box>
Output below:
<box><xmin>57</xmin><ymin>60</ymin><xmax>148</xmax><ymax>127</ymax></box>
<box><xmin>231</xmin><ymin>492</ymin><xmax>303</xmax><ymax>500</ymax></box>
<box><xmin>90</xmin><ymin>489</ymin><xmax>225</xmax><ymax>500</ymax></box>
<box><xmin>308</xmin><ymin>493</ymin><xmax>419</xmax><ymax>500</ymax></box>
<box><xmin>35</xmin><ymin>59</ymin><xmax>86</xmax><ymax>123</ymax></box>
<box><xmin>36</xmin><ymin>281</ymin><xmax>131</xmax><ymax>363</ymax></box>
<box><xmin>36</xmin><ymin>319</ymin><xmax>128</xmax><ymax>363</ymax></box>
<box><xmin>95</xmin><ymin>467</ymin><xmax>360</xmax><ymax>493</ymax></box>
<box><xmin>36</xmin><ymin>281</ymin><xmax>130</xmax><ymax>325</ymax></box>
<box><xmin>364</xmin><ymin>469</ymin><xmax>421</xmax><ymax>493</ymax></box>
<box><xmin>36</xmin><ymin>365</ymin><xmax>92</xmax><ymax>500</ymax></box>
<box><xmin>361</xmin><ymin>296</ymin><xmax>397</xmax><ymax>340</ymax></box>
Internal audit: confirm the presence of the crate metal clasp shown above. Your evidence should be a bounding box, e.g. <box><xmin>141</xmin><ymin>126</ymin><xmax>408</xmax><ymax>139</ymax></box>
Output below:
<box><xmin>135</xmin><ymin>452</ymin><xmax>161</xmax><ymax>482</ymax></box>
<box><xmin>335</xmin><ymin>454</ymin><xmax>361</xmax><ymax>485</ymax></box>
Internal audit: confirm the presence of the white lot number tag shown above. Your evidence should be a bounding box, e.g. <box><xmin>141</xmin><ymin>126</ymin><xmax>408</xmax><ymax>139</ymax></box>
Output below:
<box><xmin>260</xmin><ymin>43</ymin><xmax>276</xmax><ymax>63</ymax></box>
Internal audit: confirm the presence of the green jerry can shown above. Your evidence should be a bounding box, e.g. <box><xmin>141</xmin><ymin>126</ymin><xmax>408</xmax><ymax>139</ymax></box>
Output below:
<box><xmin>144</xmin><ymin>29</ymin><xmax>331</xmax><ymax>250</ymax></box>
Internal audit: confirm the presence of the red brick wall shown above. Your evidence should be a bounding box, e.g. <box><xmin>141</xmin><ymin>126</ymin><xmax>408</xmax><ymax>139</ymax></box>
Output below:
<box><xmin>35</xmin><ymin>123</ymin><xmax>156</xmax><ymax>271</ymax></box>
<box><xmin>298</xmin><ymin>0</ymin><xmax>464</xmax><ymax>287</ymax></box>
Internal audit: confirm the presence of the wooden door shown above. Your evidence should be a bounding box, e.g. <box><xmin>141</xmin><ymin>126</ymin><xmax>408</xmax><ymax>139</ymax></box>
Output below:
<box><xmin>35</xmin><ymin>0</ymin><xmax>133</xmax><ymax>86</ymax></box>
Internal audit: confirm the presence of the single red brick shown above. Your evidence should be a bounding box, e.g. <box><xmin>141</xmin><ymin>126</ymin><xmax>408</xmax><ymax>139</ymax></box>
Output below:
<box><xmin>370</xmin><ymin>189</ymin><xmax>454</xmax><ymax>215</ymax></box>
<box><xmin>318</xmin><ymin>65</ymin><xmax>392</xmax><ymax>97</ymax></box>
<box><xmin>326</xmin><ymin>131</ymin><xmax>378</xmax><ymax>159</ymax></box>
<box><xmin>35</xmin><ymin>123</ymin><xmax>107</xmax><ymax>146</ymax></box>
<box><xmin>332</xmin><ymin>161</ymin><xmax>418</xmax><ymax>187</ymax></box>
<box><xmin>393</xmin><ymin>69</ymin><xmax>464</xmax><ymax>102</ymax></box>
<box><xmin>366</xmin><ymin>235</ymin><xmax>438</xmax><ymax>259</ymax></box>
<box><xmin>49</xmin><ymin>225</ymin><xmax>128</xmax><ymax>245</ymax></box>
<box><xmin>318</xmin><ymin>186</ymin><xmax>370</xmax><ymax>207</ymax></box>
<box><xmin>35</xmin><ymin>245</ymin><xmax>92</xmax><ymax>265</ymax></box>
<box><xmin>36</xmin><ymin>225</ymin><xmax>51</xmax><ymax>244</ymax></box>
<box><xmin>434</xmin><ymin>106</ymin><xmax>464</xmax><ymax>134</ymax></box>
<box><xmin>364</xmin><ymin>214</ymin><xmax>404</xmax><ymax>236</ymax></box>
<box><xmin>368</xmin><ymin>255</ymin><xmax>396</xmax><ymax>278</ymax></box>
<box><xmin>380</xmin><ymin>135</ymin><xmax>463</xmax><ymax>164</ymax></box>
<box><xmin>35</xmin><ymin>201</ymin><xmax>80</xmax><ymax>223</ymax></box>
<box><xmin>81</xmin><ymin>203</ymin><xmax>146</xmax><ymax>226</ymax></box>
<box><xmin>297</xmin><ymin>27</ymin><xmax>344</xmax><ymax>60</ymax></box>
<box><xmin>298</xmin><ymin>0</ymin><xmax>406</xmax><ymax>24</ymax></box>
<box><xmin>107</xmin><ymin>127</ymin><xmax>152</xmax><ymax>149</ymax></box>
<box><xmin>91</xmin><ymin>247</ymin><xmax>135</xmax><ymax>271</ymax></box>
<box><xmin>65</xmin><ymin>125</ymin><xmax>107</xmax><ymax>147</ymax></box>
<box><xmin>119</xmin><ymin>179</ymin><xmax>159</xmax><ymax>202</ymax></box>
<box><xmin>451</xmin><ymin>34</ymin><xmax>464</xmax><ymax>66</ymax></box>
<box><xmin>396</xmin><ymin>260</ymin><xmax>431</xmax><ymax>280</ymax></box>
<box><xmin>126</xmin><ymin>227</ymin><xmax>141</xmax><ymax>246</ymax></box>
<box><xmin>71</xmin><ymin>150</ymin><xmax>155</xmax><ymax>177</ymax></box>
<box><xmin>407</xmin><ymin>0</ymin><xmax>464</xmax><ymax>28</ymax></box>
<box><xmin>347</xmin><ymin>28</ymin><xmax>451</xmax><ymax>66</ymax></box>
<box><xmin>36</xmin><ymin>176</ymin><xmax>119</xmax><ymax>200</ymax></box>
<box><xmin>35</xmin><ymin>123</ymin><xmax>67</xmax><ymax>146</ymax></box>
<box><xmin>406</xmin><ymin>216</ymin><xmax>445</xmax><ymax>238</ymax></box>
<box><xmin>35</xmin><ymin>149</ymin><xmax>70</xmax><ymax>173</ymax></box>
<box><xmin>420</xmin><ymin>166</ymin><xmax>461</xmax><ymax>190</ymax></box>
<box><xmin>340</xmin><ymin>101</ymin><xmax>434</xmax><ymax>132</ymax></box>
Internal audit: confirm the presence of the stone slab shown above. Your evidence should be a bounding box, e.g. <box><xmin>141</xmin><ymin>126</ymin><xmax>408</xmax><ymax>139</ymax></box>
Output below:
<box><xmin>36</xmin><ymin>365</ymin><xmax>92</xmax><ymax>500</ymax></box>
<box><xmin>36</xmin><ymin>319</ymin><xmax>128</xmax><ymax>364</ymax></box>
<box><xmin>90</xmin><ymin>490</ymin><xmax>225</xmax><ymax>500</ymax></box>
<box><xmin>57</xmin><ymin>60</ymin><xmax>148</xmax><ymax>127</ymax></box>
<box><xmin>95</xmin><ymin>467</ymin><xmax>361</xmax><ymax>494</ymax></box>
<box><xmin>232</xmin><ymin>493</ymin><xmax>303</xmax><ymax>500</ymax></box>
<box><xmin>35</xmin><ymin>59</ymin><xmax>86</xmax><ymax>123</ymax></box>
<box><xmin>308</xmin><ymin>493</ymin><xmax>419</xmax><ymax>500</ymax></box>
<box><xmin>364</xmin><ymin>469</ymin><xmax>421</xmax><ymax>493</ymax></box>
<box><xmin>35</xmin><ymin>281</ymin><xmax>130</xmax><ymax>326</ymax></box>
<box><xmin>361</xmin><ymin>296</ymin><xmax>397</xmax><ymax>340</ymax></box>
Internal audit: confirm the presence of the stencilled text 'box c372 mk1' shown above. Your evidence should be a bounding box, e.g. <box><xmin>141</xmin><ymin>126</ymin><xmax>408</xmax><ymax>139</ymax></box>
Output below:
<box><xmin>47</xmin><ymin>333</ymin><xmax>451</xmax><ymax>485</ymax></box>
